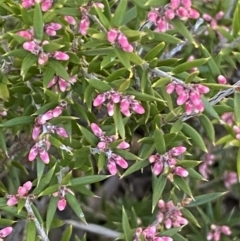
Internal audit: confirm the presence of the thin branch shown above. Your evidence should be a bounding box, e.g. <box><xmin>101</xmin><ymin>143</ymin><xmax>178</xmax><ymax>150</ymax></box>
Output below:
<box><xmin>24</xmin><ymin>198</ymin><xmax>50</xmax><ymax>241</ymax></box>
<box><xmin>64</xmin><ymin>220</ymin><xmax>120</xmax><ymax>239</ymax></box>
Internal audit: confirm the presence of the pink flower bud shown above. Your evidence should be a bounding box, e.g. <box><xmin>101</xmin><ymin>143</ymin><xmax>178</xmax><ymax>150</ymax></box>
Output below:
<box><xmin>115</xmin><ymin>156</ymin><xmax>128</xmax><ymax>169</ymax></box>
<box><xmin>175</xmin><ymin>166</ymin><xmax>189</xmax><ymax>177</ymax></box>
<box><xmin>120</xmin><ymin>99</ymin><xmax>131</xmax><ymax>117</ymax></box>
<box><xmin>23</xmin><ymin>181</ymin><xmax>32</xmax><ymax>192</ymax></box>
<box><xmin>22</xmin><ymin>0</ymin><xmax>35</xmax><ymax>8</ymax></box>
<box><xmin>97</xmin><ymin>141</ymin><xmax>106</xmax><ymax>150</ymax></box>
<box><xmin>170</xmin><ymin>0</ymin><xmax>180</xmax><ymax>9</ymax></box>
<box><xmin>23</xmin><ymin>41</ymin><xmax>37</xmax><ymax>53</ymax></box>
<box><xmin>79</xmin><ymin>16</ymin><xmax>90</xmax><ymax>35</ymax></box>
<box><xmin>131</xmin><ymin>102</ymin><xmax>145</xmax><ymax>114</ymax></box>
<box><xmin>215</xmin><ymin>11</ymin><xmax>224</xmax><ymax>20</ymax></box>
<box><xmin>217</xmin><ymin>75</ymin><xmax>227</xmax><ymax>84</ymax></box>
<box><xmin>196</xmin><ymin>84</ymin><xmax>209</xmax><ymax>94</ymax></box>
<box><xmin>41</xmin><ymin>0</ymin><xmax>53</xmax><ymax>12</ymax></box>
<box><xmin>162</xmin><ymin>237</ymin><xmax>173</xmax><ymax>241</ymax></box>
<box><xmin>185</xmin><ymin>101</ymin><xmax>194</xmax><ymax>115</ymax></box>
<box><xmin>52</xmin><ymin>51</ymin><xmax>69</xmax><ymax>61</ymax></box>
<box><xmin>165</xmin><ymin>218</ymin><xmax>172</xmax><ymax>229</ymax></box>
<box><xmin>221</xmin><ymin>226</ymin><xmax>231</xmax><ymax>235</ymax></box>
<box><xmin>7</xmin><ymin>196</ymin><xmax>18</xmax><ymax>206</ymax></box>
<box><xmin>18</xmin><ymin>186</ymin><xmax>28</xmax><ymax>196</ymax></box>
<box><xmin>107</xmin><ymin>160</ymin><xmax>117</xmax><ymax>175</ymax></box>
<box><xmin>93</xmin><ymin>94</ymin><xmax>106</xmax><ymax>106</ymax></box>
<box><xmin>17</xmin><ymin>30</ymin><xmax>33</xmax><ymax>40</ymax></box>
<box><xmin>182</xmin><ymin>0</ymin><xmax>192</xmax><ymax>8</ymax></box>
<box><xmin>177</xmin><ymin>7</ymin><xmax>189</xmax><ymax>18</ymax></box>
<box><xmin>177</xmin><ymin>91</ymin><xmax>189</xmax><ymax>105</ymax></box>
<box><xmin>188</xmin><ymin>8</ymin><xmax>200</xmax><ymax>19</ymax></box>
<box><xmin>42</xmin><ymin>110</ymin><xmax>53</xmax><ymax>121</ymax></box>
<box><xmin>28</xmin><ymin>145</ymin><xmax>39</xmax><ymax>161</ymax></box>
<box><xmin>47</xmin><ymin>76</ymin><xmax>58</xmax><ymax>88</ymax></box>
<box><xmin>91</xmin><ymin>123</ymin><xmax>103</xmax><ymax>137</ymax></box>
<box><xmin>32</xmin><ymin>124</ymin><xmax>42</xmax><ymax>140</ymax></box>
<box><xmin>107</xmin><ymin>102</ymin><xmax>114</xmax><ymax>116</ymax></box>
<box><xmin>153</xmin><ymin>162</ymin><xmax>164</xmax><ymax>176</ymax></box>
<box><xmin>38</xmin><ymin>52</ymin><xmax>49</xmax><ymax>65</ymax></box>
<box><xmin>170</xmin><ymin>146</ymin><xmax>186</xmax><ymax>156</ymax></box>
<box><xmin>111</xmin><ymin>93</ymin><xmax>121</xmax><ymax>103</ymax></box>
<box><xmin>148</xmin><ymin>11</ymin><xmax>159</xmax><ymax>23</ymax></box>
<box><xmin>64</xmin><ymin>16</ymin><xmax>76</xmax><ymax>25</ymax></box>
<box><xmin>175</xmin><ymin>84</ymin><xmax>184</xmax><ymax>95</ymax></box>
<box><xmin>58</xmin><ymin>78</ymin><xmax>68</xmax><ymax>92</ymax></box>
<box><xmin>156</xmin><ymin>18</ymin><xmax>167</xmax><ymax>32</ymax></box>
<box><xmin>55</xmin><ymin>126</ymin><xmax>69</xmax><ymax>138</ymax></box>
<box><xmin>94</xmin><ymin>2</ymin><xmax>104</xmax><ymax>8</ymax></box>
<box><xmin>52</xmin><ymin>106</ymin><xmax>63</xmax><ymax>117</ymax></box>
<box><xmin>58</xmin><ymin>198</ymin><xmax>67</xmax><ymax>211</ymax></box>
<box><xmin>165</xmin><ymin>9</ymin><xmax>175</xmax><ymax>20</ymax></box>
<box><xmin>0</xmin><ymin>227</ymin><xmax>13</xmax><ymax>238</ymax></box>
<box><xmin>190</xmin><ymin>91</ymin><xmax>201</xmax><ymax>106</ymax></box>
<box><xmin>166</xmin><ymin>83</ymin><xmax>176</xmax><ymax>94</ymax></box>
<box><xmin>118</xmin><ymin>33</ymin><xmax>130</xmax><ymax>48</ymax></box>
<box><xmin>117</xmin><ymin>141</ymin><xmax>130</xmax><ymax>149</ymax></box>
<box><xmin>107</xmin><ymin>29</ymin><xmax>119</xmax><ymax>43</ymax></box>
<box><xmin>203</xmin><ymin>13</ymin><xmax>212</xmax><ymax>22</ymax></box>
<box><xmin>39</xmin><ymin>147</ymin><xmax>50</xmax><ymax>164</ymax></box>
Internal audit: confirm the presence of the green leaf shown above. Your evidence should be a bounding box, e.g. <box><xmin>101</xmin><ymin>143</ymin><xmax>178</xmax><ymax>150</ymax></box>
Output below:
<box><xmin>182</xmin><ymin>123</ymin><xmax>208</xmax><ymax>152</ymax></box>
<box><xmin>55</xmin><ymin>8</ymin><xmax>80</xmax><ymax>16</ymax></box>
<box><xmin>78</xmin><ymin>124</ymin><xmax>98</xmax><ymax>145</ymax></box>
<box><xmin>122</xmin><ymin>206</ymin><xmax>131</xmax><ymax>241</ymax></box>
<box><xmin>43</xmin><ymin>66</ymin><xmax>56</xmax><ymax>88</ymax></box>
<box><xmin>46</xmin><ymin>196</ymin><xmax>58</xmax><ymax>232</ymax></box>
<box><xmin>154</xmin><ymin>126</ymin><xmax>166</xmax><ymax>154</ymax></box>
<box><xmin>202</xmin><ymin>96</ymin><xmax>220</xmax><ymax>120</ymax></box>
<box><xmin>112</xmin><ymin>0</ymin><xmax>127</xmax><ymax>27</ymax></box>
<box><xmin>172</xmin><ymin>58</ymin><xmax>209</xmax><ymax>74</ymax></box>
<box><xmin>177</xmin><ymin>160</ymin><xmax>201</xmax><ymax>168</ymax></box>
<box><xmin>126</xmin><ymin>90</ymin><xmax>164</xmax><ymax>102</ymax></box>
<box><xmin>37</xmin><ymin>158</ymin><xmax>45</xmax><ymax>186</ymax></box>
<box><xmin>121</xmin><ymin>159</ymin><xmax>149</xmax><ymax>178</ymax></box>
<box><xmin>161</xmin><ymin>227</ymin><xmax>181</xmax><ymax>236</ymax></box>
<box><xmin>69</xmin><ymin>175</ymin><xmax>109</xmax><ymax>186</ymax></box>
<box><xmin>43</xmin><ymin>43</ymin><xmax>64</xmax><ymax>53</ymax></box>
<box><xmin>171</xmin><ymin>19</ymin><xmax>195</xmax><ymax>44</ymax></box>
<box><xmin>0</xmin><ymin>218</ymin><xmax>16</xmax><ymax>226</ymax></box>
<box><xmin>126</xmin><ymin>52</ymin><xmax>144</xmax><ymax>65</ymax></box>
<box><xmin>114</xmin><ymin>48</ymin><xmax>131</xmax><ymax>70</ymax></box>
<box><xmin>94</xmin><ymin>5</ymin><xmax>111</xmax><ymax>29</ymax></box>
<box><xmin>113</xmin><ymin>149</ymin><xmax>139</xmax><ymax>161</ymax></box>
<box><xmin>187</xmin><ymin>192</ymin><xmax>227</xmax><ymax>207</ymax></box>
<box><xmin>201</xmin><ymin>45</ymin><xmax>221</xmax><ymax>77</ymax></box>
<box><xmin>152</xmin><ymin>174</ymin><xmax>167</xmax><ymax>212</ymax></box>
<box><xmin>145</xmin><ymin>42</ymin><xmax>165</xmax><ymax>61</ymax></box>
<box><xmin>33</xmin><ymin>3</ymin><xmax>43</xmax><ymax>40</ymax></box>
<box><xmin>65</xmin><ymin>194</ymin><xmax>85</xmax><ymax>222</ymax></box>
<box><xmin>181</xmin><ymin>208</ymin><xmax>201</xmax><ymax>227</ymax></box>
<box><xmin>60</xmin><ymin>225</ymin><xmax>72</xmax><ymax>241</ymax></box>
<box><xmin>21</xmin><ymin>53</ymin><xmax>37</xmax><ymax>79</ymax></box>
<box><xmin>0</xmin><ymin>131</ymin><xmax>8</xmax><ymax>156</ymax></box>
<box><xmin>38</xmin><ymin>184</ymin><xmax>59</xmax><ymax>196</ymax></box>
<box><xmin>0</xmin><ymin>116</ymin><xmax>34</xmax><ymax>127</ymax></box>
<box><xmin>3</xmin><ymin>49</ymin><xmax>28</xmax><ymax>58</ymax></box>
<box><xmin>48</xmin><ymin>59</ymin><xmax>69</xmax><ymax>81</ymax></box>
<box><xmin>87</xmin><ymin>79</ymin><xmax>112</xmax><ymax>92</ymax></box>
<box><xmin>199</xmin><ymin>114</ymin><xmax>215</xmax><ymax>143</ymax></box>
<box><xmin>145</xmin><ymin>0</ymin><xmax>168</xmax><ymax>7</ymax></box>
<box><xmin>113</xmin><ymin>104</ymin><xmax>125</xmax><ymax>139</ymax></box>
<box><xmin>237</xmin><ymin>148</ymin><xmax>240</xmax><ymax>181</ymax></box>
<box><xmin>232</xmin><ymin>2</ymin><xmax>240</xmax><ymax>37</ymax></box>
<box><xmin>172</xmin><ymin>233</ymin><xmax>188</xmax><ymax>241</ymax></box>
<box><xmin>234</xmin><ymin>91</ymin><xmax>240</xmax><ymax>125</ymax></box>
<box><xmin>0</xmin><ymin>83</ymin><xmax>9</xmax><ymax>101</ymax></box>
<box><xmin>26</xmin><ymin>221</ymin><xmax>36</xmax><ymax>241</ymax></box>
<box><xmin>173</xmin><ymin>176</ymin><xmax>193</xmax><ymax>198</ymax></box>
<box><xmin>170</xmin><ymin>119</ymin><xmax>183</xmax><ymax>133</ymax></box>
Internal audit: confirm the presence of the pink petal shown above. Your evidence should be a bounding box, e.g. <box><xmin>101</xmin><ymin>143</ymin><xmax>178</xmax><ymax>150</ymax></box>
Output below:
<box><xmin>174</xmin><ymin>166</ymin><xmax>189</xmax><ymax>177</ymax></box>
<box><xmin>23</xmin><ymin>181</ymin><xmax>32</xmax><ymax>192</ymax></box>
<box><xmin>52</xmin><ymin>106</ymin><xmax>63</xmax><ymax>117</ymax></box>
<box><xmin>90</xmin><ymin>123</ymin><xmax>103</xmax><ymax>137</ymax></box>
<box><xmin>7</xmin><ymin>196</ymin><xmax>18</xmax><ymax>206</ymax></box>
<box><xmin>64</xmin><ymin>16</ymin><xmax>76</xmax><ymax>25</ymax></box>
<box><xmin>28</xmin><ymin>145</ymin><xmax>39</xmax><ymax>161</ymax></box>
<box><xmin>18</xmin><ymin>186</ymin><xmax>28</xmax><ymax>196</ymax></box>
<box><xmin>47</xmin><ymin>76</ymin><xmax>58</xmax><ymax>88</ymax></box>
<box><xmin>41</xmin><ymin>0</ymin><xmax>53</xmax><ymax>11</ymax></box>
<box><xmin>115</xmin><ymin>156</ymin><xmax>128</xmax><ymax>169</ymax></box>
<box><xmin>58</xmin><ymin>198</ymin><xmax>67</xmax><ymax>211</ymax></box>
<box><xmin>107</xmin><ymin>29</ymin><xmax>119</xmax><ymax>43</ymax></box>
<box><xmin>107</xmin><ymin>161</ymin><xmax>117</xmax><ymax>175</ymax></box>
<box><xmin>39</xmin><ymin>148</ymin><xmax>50</xmax><ymax>164</ymax></box>
<box><xmin>152</xmin><ymin>161</ymin><xmax>164</xmax><ymax>176</ymax></box>
<box><xmin>52</xmin><ymin>51</ymin><xmax>69</xmax><ymax>61</ymax></box>
<box><xmin>55</xmin><ymin>126</ymin><xmax>68</xmax><ymax>138</ymax></box>
<box><xmin>117</xmin><ymin>141</ymin><xmax>130</xmax><ymax>149</ymax></box>
<box><xmin>58</xmin><ymin>78</ymin><xmax>68</xmax><ymax>92</ymax></box>
<box><xmin>131</xmin><ymin>102</ymin><xmax>145</xmax><ymax>114</ymax></box>
<box><xmin>32</xmin><ymin>124</ymin><xmax>42</xmax><ymax>140</ymax></box>
<box><xmin>79</xmin><ymin>16</ymin><xmax>90</xmax><ymax>35</ymax></box>
<box><xmin>93</xmin><ymin>94</ymin><xmax>106</xmax><ymax>106</ymax></box>
<box><xmin>170</xmin><ymin>146</ymin><xmax>186</xmax><ymax>156</ymax></box>
<box><xmin>107</xmin><ymin>102</ymin><xmax>114</xmax><ymax>116</ymax></box>
<box><xmin>0</xmin><ymin>227</ymin><xmax>13</xmax><ymax>238</ymax></box>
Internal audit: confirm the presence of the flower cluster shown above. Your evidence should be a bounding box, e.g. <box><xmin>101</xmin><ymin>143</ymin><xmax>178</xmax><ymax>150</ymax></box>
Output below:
<box><xmin>203</xmin><ymin>11</ymin><xmax>224</xmax><ymax>31</ymax></box>
<box><xmin>53</xmin><ymin>186</ymin><xmax>73</xmax><ymax>211</ymax></box>
<box><xmin>47</xmin><ymin>74</ymin><xmax>77</xmax><ymax>93</ymax></box>
<box><xmin>7</xmin><ymin>181</ymin><xmax>32</xmax><ymax>206</ymax></box>
<box><xmin>23</xmin><ymin>39</ymin><xmax>69</xmax><ymax>65</ymax></box>
<box><xmin>166</xmin><ymin>81</ymin><xmax>209</xmax><ymax>115</ymax></box>
<box><xmin>22</xmin><ymin>0</ymin><xmax>53</xmax><ymax>11</ymax></box>
<box><xmin>157</xmin><ymin>200</ymin><xmax>188</xmax><ymax>229</ymax></box>
<box><xmin>29</xmin><ymin>102</ymin><xmax>68</xmax><ymax>163</ymax></box>
<box><xmin>93</xmin><ymin>90</ymin><xmax>145</xmax><ymax>117</ymax></box>
<box><xmin>134</xmin><ymin>226</ymin><xmax>172</xmax><ymax>241</ymax></box>
<box><xmin>207</xmin><ymin>224</ymin><xmax>231</xmax><ymax>241</ymax></box>
<box><xmin>148</xmin><ymin>146</ymin><xmax>188</xmax><ymax>178</ymax></box>
<box><xmin>107</xmin><ymin>29</ymin><xmax>134</xmax><ymax>52</ymax></box>
<box><xmin>91</xmin><ymin>123</ymin><xmax>129</xmax><ymax>175</ymax></box>
<box><xmin>199</xmin><ymin>153</ymin><xmax>215</xmax><ymax>179</ymax></box>
<box><xmin>223</xmin><ymin>171</ymin><xmax>238</xmax><ymax>189</ymax></box>
<box><xmin>0</xmin><ymin>227</ymin><xmax>13</xmax><ymax>239</ymax></box>
<box><xmin>220</xmin><ymin>112</ymin><xmax>234</xmax><ymax>126</ymax></box>
<box><xmin>148</xmin><ymin>0</ymin><xmax>199</xmax><ymax>32</ymax></box>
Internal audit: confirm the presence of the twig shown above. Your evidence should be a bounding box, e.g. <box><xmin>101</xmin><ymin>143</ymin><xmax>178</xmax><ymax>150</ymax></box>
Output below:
<box><xmin>64</xmin><ymin>219</ymin><xmax>120</xmax><ymax>238</ymax></box>
<box><xmin>24</xmin><ymin>198</ymin><xmax>50</xmax><ymax>241</ymax></box>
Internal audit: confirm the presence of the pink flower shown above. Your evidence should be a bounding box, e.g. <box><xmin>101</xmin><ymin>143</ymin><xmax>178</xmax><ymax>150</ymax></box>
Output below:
<box><xmin>18</xmin><ymin>181</ymin><xmax>32</xmax><ymax>196</ymax></box>
<box><xmin>45</xmin><ymin>23</ymin><xmax>62</xmax><ymax>36</ymax></box>
<box><xmin>55</xmin><ymin>126</ymin><xmax>69</xmax><ymax>138</ymax></box>
<box><xmin>52</xmin><ymin>51</ymin><xmax>69</xmax><ymax>61</ymax></box>
<box><xmin>170</xmin><ymin>0</ymin><xmax>180</xmax><ymax>9</ymax></box>
<box><xmin>41</xmin><ymin>0</ymin><xmax>53</xmax><ymax>12</ymax></box>
<box><xmin>79</xmin><ymin>16</ymin><xmax>90</xmax><ymax>35</ymax></box>
<box><xmin>207</xmin><ymin>225</ymin><xmax>231</xmax><ymax>241</ymax></box>
<box><xmin>91</xmin><ymin>123</ymin><xmax>103</xmax><ymax>137</ymax></box>
<box><xmin>58</xmin><ymin>198</ymin><xmax>67</xmax><ymax>211</ymax></box>
<box><xmin>223</xmin><ymin>171</ymin><xmax>238</xmax><ymax>189</ymax></box>
<box><xmin>17</xmin><ymin>29</ymin><xmax>33</xmax><ymax>40</ymax></box>
<box><xmin>148</xmin><ymin>11</ymin><xmax>159</xmax><ymax>23</ymax></box>
<box><xmin>22</xmin><ymin>0</ymin><xmax>35</xmax><ymax>8</ymax></box>
<box><xmin>28</xmin><ymin>140</ymin><xmax>50</xmax><ymax>164</ymax></box>
<box><xmin>107</xmin><ymin>29</ymin><xmax>119</xmax><ymax>43</ymax></box>
<box><xmin>0</xmin><ymin>227</ymin><xmax>13</xmax><ymax>238</ymax></box>
<box><xmin>64</xmin><ymin>16</ymin><xmax>76</xmax><ymax>25</ymax></box>
<box><xmin>217</xmin><ymin>75</ymin><xmax>227</xmax><ymax>84</ymax></box>
<box><xmin>93</xmin><ymin>94</ymin><xmax>106</xmax><ymax>106</ymax></box>
<box><xmin>7</xmin><ymin>196</ymin><xmax>18</xmax><ymax>206</ymax></box>
<box><xmin>174</xmin><ymin>166</ymin><xmax>189</xmax><ymax>177</ymax></box>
